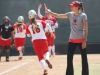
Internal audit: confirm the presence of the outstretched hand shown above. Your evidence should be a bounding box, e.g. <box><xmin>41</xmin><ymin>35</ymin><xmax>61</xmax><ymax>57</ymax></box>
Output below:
<box><xmin>44</xmin><ymin>3</ymin><xmax>50</xmax><ymax>13</ymax></box>
<box><xmin>38</xmin><ymin>4</ymin><xmax>42</xmax><ymax>9</ymax></box>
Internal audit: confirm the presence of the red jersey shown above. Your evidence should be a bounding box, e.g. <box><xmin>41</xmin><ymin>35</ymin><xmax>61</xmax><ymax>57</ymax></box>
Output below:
<box><xmin>42</xmin><ymin>16</ymin><xmax>58</xmax><ymax>32</ymax></box>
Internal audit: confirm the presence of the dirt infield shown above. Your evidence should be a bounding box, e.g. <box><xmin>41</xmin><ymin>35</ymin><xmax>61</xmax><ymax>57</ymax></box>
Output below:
<box><xmin>0</xmin><ymin>54</ymin><xmax>100</xmax><ymax>75</ymax></box>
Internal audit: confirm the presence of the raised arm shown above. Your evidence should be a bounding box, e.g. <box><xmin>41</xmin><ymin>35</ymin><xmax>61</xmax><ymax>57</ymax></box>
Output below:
<box><xmin>38</xmin><ymin>4</ymin><xmax>43</xmax><ymax>19</ymax></box>
<box><xmin>44</xmin><ymin>3</ymin><xmax>68</xmax><ymax>19</ymax></box>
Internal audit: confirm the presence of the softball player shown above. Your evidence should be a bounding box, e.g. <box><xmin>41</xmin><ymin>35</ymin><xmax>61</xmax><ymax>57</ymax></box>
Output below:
<box><xmin>44</xmin><ymin>1</ymin><xmax>89</xmax><ymax>75</ymax></box>
<box><xmin>38</xmin><ymin>4</ymin><xmax>58</xmax><ymax>57</ymax></box>
<box><xmin>26</xmin><ymin>10</ymin><xmax>55</xmax><ymax>75</ymax></box>
<box><xmin>13</xmin><ymin>16</ymin><xmax>26</xmax><ymax>60</ymax></box>
<box><xmin>0</xmin><ymin>16</ymin><xmax>14</xmax><ymax>62</ymax></box>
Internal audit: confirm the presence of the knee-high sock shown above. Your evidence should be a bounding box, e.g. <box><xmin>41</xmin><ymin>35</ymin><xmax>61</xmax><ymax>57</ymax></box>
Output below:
<box><xmin>19</xmin><ymin>50</ymin><xmax>23</xmax><ymax>57</ymax></box>
<box><xmin>51</xmin><ymin>45</ymin><xmax>55</xmax><ymax>54</ymax></box>
<box><xmin>40</xmin><ymin>59</ymin><xmax>47</xmax><ymax>70</ymax></box>
<box><xmin>44</xmin><ymin>52</ymin><xmax>49</xmax><ymax>60</ymax></box>
<box><xmin>18</xmin><ymin>46</ymin><xmax>23</xmax><ymax>57</ymax></box>
<box><xmin>48</xmin><ymin>46</ymin><xmax>51</xmax><ymax>55</ymax></box>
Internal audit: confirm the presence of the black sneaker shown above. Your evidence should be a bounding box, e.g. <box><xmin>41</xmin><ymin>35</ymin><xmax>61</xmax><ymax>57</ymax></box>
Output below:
<box><xmin>45</xmin><ymin>60</ymin><xmax>52</xmax><ymax>69</ymax></box>
<box><xmin>6</xmin><ymin>59</ymin><xmax>9</xmax><ymax>62</ymax></box>
<box><xmin>6</xmin><ymin>52</ymin><xmax>10</xmax><ymax>62</ymax></box>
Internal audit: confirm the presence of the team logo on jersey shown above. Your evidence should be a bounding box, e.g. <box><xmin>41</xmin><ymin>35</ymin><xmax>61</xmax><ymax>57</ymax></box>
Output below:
<box><xmin>72</xmin><ymin>19</ymin><xmax>77</xmax><ymax>25</ymax></box>
<box><xmin>32</xmin><ymin>25</ymin><xmax>40</xmax><ymax>34</ymax></box>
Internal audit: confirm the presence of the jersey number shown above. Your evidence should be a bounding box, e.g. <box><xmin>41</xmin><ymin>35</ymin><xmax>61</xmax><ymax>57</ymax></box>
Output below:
<box><xmin>32</xmin><ymin>28</ymin><xmax>40</xmax><ymax>34</ymax></box>
<box><xmin>17</xmin><ymin>27</ymin><xmax>23</xmax><ymax>33</ymax></box>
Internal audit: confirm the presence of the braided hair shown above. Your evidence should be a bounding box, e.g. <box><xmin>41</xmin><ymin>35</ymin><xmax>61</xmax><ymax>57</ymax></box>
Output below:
<box><xmin>31</xmin><ymin>18</ymin><xmax>38</xmax><ymax>30</ymax></box>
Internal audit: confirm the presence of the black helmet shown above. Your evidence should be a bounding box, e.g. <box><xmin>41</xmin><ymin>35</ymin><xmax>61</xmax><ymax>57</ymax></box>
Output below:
<box><xmin>3</xmin><ymin>16</ymin><xmax>10</xmax><ymax>22</ymax></box>
<box><xmin>3</xmin><ymin>16</ymin><xmax>10</xmax><ymax>25</ymax></box>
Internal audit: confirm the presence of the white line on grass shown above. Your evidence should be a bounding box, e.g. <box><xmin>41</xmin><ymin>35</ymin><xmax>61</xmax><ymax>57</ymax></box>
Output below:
<box><xmin>0</xmin><ymin>62</ymin><xmax>28</xmax><ymax>75</ymax></box>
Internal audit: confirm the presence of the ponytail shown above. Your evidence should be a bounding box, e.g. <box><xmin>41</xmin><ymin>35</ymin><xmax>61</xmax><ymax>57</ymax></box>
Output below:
<box><xmin>74</xmin><ymin>1</ymin><xmax>84</xmax><ymax>12</ymax></box>
<box><xmin>80</xmin><ymin>2</ymin><xmax>84</xmax><ymax>12</ymax></box>
<box><xmin>30</xmin><ymin>18</ymin><xmax>38</xmax><ymax>30</ymax></box>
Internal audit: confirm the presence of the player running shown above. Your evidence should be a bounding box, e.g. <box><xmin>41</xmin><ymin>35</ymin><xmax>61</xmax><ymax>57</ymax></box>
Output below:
<box><xmin>13</xmin><ymin>16</ymin><xmax>26</xmax><ymax>60</ymax></box>
<box><xmin>44</xmin><ymin>1</ymin><xmax>89</xmax><ymax>75</ymax></box>
<box><xmin>26</xmin><ymin>10</ymin><xmax>55</xmax><ymax>75</ymax></box>
<box><xmin>38</xmin><ymin>4</ymin><xmax>58</xmax><ymax>57</ymax></box>
<box><xmin>0</xmin><ymin>16</ymin><xmax>14</xmax><ymax>62</ymax></box>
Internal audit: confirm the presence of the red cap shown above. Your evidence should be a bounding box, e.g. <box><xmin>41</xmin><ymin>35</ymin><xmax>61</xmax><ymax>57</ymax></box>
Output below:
<box><xmin>69</xmin><ymin>2</ymin><xmax>81</xmax><ymax>8</ymax></box>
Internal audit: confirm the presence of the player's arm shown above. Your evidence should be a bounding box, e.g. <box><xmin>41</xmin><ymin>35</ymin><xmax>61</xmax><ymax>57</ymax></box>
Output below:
<box><xmin>11</xmin><ymin>31</ymin><xmax>15</xmax><ymax>40</ymax></box>
<box><xmin>52</xmin><ymin>18</ymin><xmax>58</xmax><ymax>29</ymax></box>
<box><xmin>12</xmin><ymin>23</ymin><xmax>16</xmax><ymax>31</ymax></box>
<box><xmin>51</xmin><ymin>22</ymin><xmax>58</xmax><ymax>29</ymax></box>
<box><xmin>49</xmin><ymin>12</ymin><xmax>68</xmax><ymax>19</ymax></box>
<box><xmin>10</xmin><ymin>28</ymin><xmax>15</xmax><ymax>48</ymax></box>
<box><xmin>41</xmin><ymin>21</ymin><xmax>55</xmax><ymax>38</ymax></box>
<box><xmin>44</xmin><ymin>23</ymin><xmax>51</xmax><ymax>33</ymax></box>
<box><xmin>26</xmin><ymin>25</ymin><xmax>31</xmax><ymax>37</ymax></box>
<box><xmin>11</xmin><ymin>30</ymin><xmax>15</xmax><ymax>46</ymax></box>
<box><xmin>23</xmin><ymin>24</ymin><xmax>27</xmax><ymax>33</ymax></box>
<box><xmin>11</xmin><ymin>26</ymin><xmax>15</xmax><ymax>40</ymax></box>
<box><xmin>46</xmin><ymin>23</ymin><xmax>55</xmax><ymax>38</ymax></box>
<box><xmin>82</xmin><ymin>14</ymin><xmax>88</xmax><ymax>42</ymax></box>
<box><xmin>38</xmin><ymin>4</ymin><xmax>43</xmax><ymax>19</ymax></box>
<box><xmin>83</xmin><ymin>20</ymin><xmax>88</xmax><ymax>41</ymax></box>
<box><xmin>44</xmin><ymin>3</ymin><xmax>68</xmax><ymax>19</ymax></box>
<box><xmin>82</xmin><ymin>20</ymin><xmax>88</xmax><ymax>49</ymax></box>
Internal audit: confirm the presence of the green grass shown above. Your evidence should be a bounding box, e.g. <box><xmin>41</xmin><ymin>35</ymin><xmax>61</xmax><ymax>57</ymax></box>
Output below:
<box><xmin>74</xmin><ymin>63</ymin><xmax>100</xmax><ymax>75</ymax></box>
